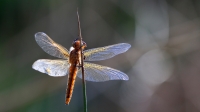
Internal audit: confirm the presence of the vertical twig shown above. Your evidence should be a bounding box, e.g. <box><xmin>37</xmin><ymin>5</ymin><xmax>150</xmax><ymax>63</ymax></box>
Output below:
<box><xmin>77</xmin><ymin>9</ymin><xmax>88</xmax><ymax>112</ymax></box>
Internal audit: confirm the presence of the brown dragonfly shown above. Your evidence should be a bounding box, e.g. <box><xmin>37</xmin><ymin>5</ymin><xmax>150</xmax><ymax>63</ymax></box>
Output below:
<box><xmin>32</xmin><ymin>32</ymin><xmax>131</xmax><ymax>105</ymax></box>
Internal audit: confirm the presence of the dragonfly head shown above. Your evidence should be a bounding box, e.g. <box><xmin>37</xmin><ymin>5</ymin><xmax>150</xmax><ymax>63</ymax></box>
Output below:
<box><xmin>72</xmin><ymin>38</ymin><xmax>87</xmax><ymax>50</ymax></box>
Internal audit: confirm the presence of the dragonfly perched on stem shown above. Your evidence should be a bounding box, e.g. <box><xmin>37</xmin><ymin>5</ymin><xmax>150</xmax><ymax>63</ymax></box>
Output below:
<box><xmin>32</xmin><ymin>32</ymin><xmax>131</xmax><ymax>105</ymax></box>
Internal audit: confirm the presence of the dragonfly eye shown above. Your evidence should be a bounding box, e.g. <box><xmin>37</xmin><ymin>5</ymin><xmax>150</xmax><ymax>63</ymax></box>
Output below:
<box><xmin>72</xmin><ymin>38</ymin><xmax>78</xmax><ymax>44</ymax></box>
<box><xmin>82</xmin><ymin>41</ymin><xmax>86</xmax><ymax>46</ymax></box>
<box><xmin>72</xmin><ymin>38</ymin><xmax>81</xmax><ymax>48</ymax></box>
<box><xmin>82</xmin><ymin>41</ymin><xmax>87</xmax><ymax>49</ymax></box>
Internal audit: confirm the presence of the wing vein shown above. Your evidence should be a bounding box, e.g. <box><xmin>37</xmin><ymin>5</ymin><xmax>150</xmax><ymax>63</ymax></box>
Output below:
<box><xmin>84</xmin><ymin>43</ymin><xmax>131</xmax><ymax>61</ymax></box>
<box><xmin>77</xmin><ymin>62</ymin><xmax>129</xmax><ymax>82</ymax></box>
<box><xmin>35</xmin><ymin>32</ymin><xmax>69</xmax><ymax>59</ymax></box>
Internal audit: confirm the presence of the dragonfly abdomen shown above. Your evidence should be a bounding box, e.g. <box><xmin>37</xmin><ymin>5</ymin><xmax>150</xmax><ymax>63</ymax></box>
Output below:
<box><xmin>66</xmin><ymin>65</ymin><xmax>78</xmax><ymax>105</ymax></box>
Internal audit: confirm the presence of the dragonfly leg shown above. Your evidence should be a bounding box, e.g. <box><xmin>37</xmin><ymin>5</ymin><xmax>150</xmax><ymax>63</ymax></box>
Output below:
<box><xmin>76</xmin><ymin>60</ymin><xmax>82</xmax><ymax>68</ymax></box>
<box><xmin>83</xmin><ymin>55</ymin><xmax>85</xmax><ymax>60</ymax></box>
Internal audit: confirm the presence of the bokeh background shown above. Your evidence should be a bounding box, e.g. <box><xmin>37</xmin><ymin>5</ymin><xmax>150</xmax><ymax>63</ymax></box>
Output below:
<box><xmin>1</xmin><ymin>0</ymin><xmax>200</xmax><ymax>112</ymax></box>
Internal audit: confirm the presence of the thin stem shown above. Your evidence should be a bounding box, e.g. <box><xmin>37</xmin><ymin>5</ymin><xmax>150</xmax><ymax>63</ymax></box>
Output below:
<box><xmin>77</xmin><ymin>9</ymin><xmax>88</xmax><ymax>112</ymax></box>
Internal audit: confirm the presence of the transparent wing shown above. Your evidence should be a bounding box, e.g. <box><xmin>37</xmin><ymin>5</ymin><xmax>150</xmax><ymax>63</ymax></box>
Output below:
<box><xmin>84</xmin><ymin>43</ymin><xmax>131</xmax><ymax>61</ymax></box>
<box><xmin>32</xmin><ymin>59</ymin><xmax>70</xmax><ymax>77</ymax></box>
<box><xmin>77</xmin><ymin>62</ymin><xmax>129</xmax><ymax>82</ymax></box>
<box><xmin>35</xmin><ymin>32</ymin><xmax>69</xmax><ymax>59</ymax></box>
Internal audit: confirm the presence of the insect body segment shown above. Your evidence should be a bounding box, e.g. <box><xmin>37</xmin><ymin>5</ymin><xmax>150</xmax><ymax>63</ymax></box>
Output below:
<box><xmin>66</xmin><ymin>39</ymin><xmax>86</xmax><ymax>104</ymax></box>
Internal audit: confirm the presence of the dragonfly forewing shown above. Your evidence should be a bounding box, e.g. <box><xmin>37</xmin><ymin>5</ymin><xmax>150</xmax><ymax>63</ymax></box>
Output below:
<box><xmin>35</xmin><ymin>32</ymin><xmax>69</xmax><ymax>59</ymax></box>
<box><xmin>77</xmin><ymin>62</ymin><xmax>129</xmax><ymax>82</ymax></box>
<box><xmin>83</xmin><ymin>43</ymin><xmax>131</xmax><ymax>61</ymax></box>
<box><xmin>32</xmin><ymin>59</ymin><xmax>70</xmax><ymax>77</ymax></box>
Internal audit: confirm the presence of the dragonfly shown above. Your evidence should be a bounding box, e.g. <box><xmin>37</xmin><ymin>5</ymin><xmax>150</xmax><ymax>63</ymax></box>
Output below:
<box><xmin>32</xmin><ymin>32</ymin><xmax>131</xmax><ymax>105</ymax></box>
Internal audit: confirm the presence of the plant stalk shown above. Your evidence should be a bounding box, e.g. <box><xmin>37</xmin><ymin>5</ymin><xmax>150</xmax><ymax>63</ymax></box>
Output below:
<box><xmin>77</xmin><ymin>9</ymin><xmax>88</xmax><ymax>112</ymax></box>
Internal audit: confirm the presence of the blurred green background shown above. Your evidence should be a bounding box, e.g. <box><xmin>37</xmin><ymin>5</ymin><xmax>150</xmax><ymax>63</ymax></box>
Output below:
<box><xmin>1</xmin><ymin>0</ymin><xmax>200</xmax><ymax>112</ymax></box>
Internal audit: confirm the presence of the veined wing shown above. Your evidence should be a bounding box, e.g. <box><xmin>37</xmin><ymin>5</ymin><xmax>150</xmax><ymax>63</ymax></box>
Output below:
<box><xmin>77</xmin><ymin>62</ymin><xmax>129</xmax><ymax>82</ymax></box>
<box><xmin>32</xmin><ymin>59</ymin><xmax>70</xmax><ymax>77</ymax></box>
<box><xmin>35</xmin><ymin>32</ymin><xmax>69</xmax><ymax>59</ymax></box>
<box><xmin>83</xmin><ymin>43</ymin><xmax>131</xmax><ymax>61</ymax></box>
